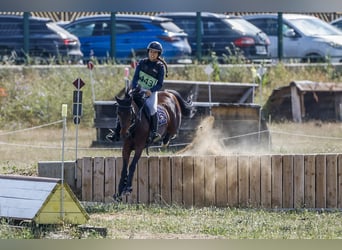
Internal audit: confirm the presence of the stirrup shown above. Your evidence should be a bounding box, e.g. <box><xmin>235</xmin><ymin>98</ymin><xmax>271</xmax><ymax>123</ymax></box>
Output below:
<box><xmin>106</xmin><ymin>129</ymin><xmax>120</xmax><ymax>142</ymax></box>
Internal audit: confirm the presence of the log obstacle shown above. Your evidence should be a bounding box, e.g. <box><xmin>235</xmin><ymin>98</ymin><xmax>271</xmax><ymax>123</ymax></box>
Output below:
<box><xmin>77</xmin><ymin>154</ymin><xmax>342</xmax><ymax>209</ymax></box>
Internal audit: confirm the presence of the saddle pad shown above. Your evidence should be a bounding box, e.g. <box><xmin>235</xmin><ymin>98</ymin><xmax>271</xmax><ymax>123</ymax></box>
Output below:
<box><xmin>157</xmin><ymin>106</ymin><xmax>167</xmax><ymax>126</ymax></box>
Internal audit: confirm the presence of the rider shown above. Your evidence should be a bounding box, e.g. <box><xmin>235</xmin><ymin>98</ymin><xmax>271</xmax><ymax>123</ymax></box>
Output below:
<box><xmin>107</xmin><ymin>41</ymin><xmax>168</xmax><ymax>143</ymax></box>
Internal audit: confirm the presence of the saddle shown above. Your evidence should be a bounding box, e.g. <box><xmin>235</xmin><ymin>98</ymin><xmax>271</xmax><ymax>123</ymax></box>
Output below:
<box><xmin>131</xmin><ymin>89</ymin><xmax>167</xmax><ymax>127</ymax></box>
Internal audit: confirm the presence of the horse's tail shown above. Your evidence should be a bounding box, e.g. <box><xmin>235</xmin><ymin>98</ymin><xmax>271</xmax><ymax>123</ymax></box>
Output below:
<box><xmin>165</xmin><ymin>89</ymin><xmax>195</xmax><ymax>118</ymax></box>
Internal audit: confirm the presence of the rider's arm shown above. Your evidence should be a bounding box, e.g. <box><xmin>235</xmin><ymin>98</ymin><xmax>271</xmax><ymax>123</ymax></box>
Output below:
<box><xmin>131</xmin><ymin>60</ymin><xmax>143</xmax><ymax>89</ymax></box>
<box><xmin>150</xmin><ymin>63</ymin><xmax>165</xmax><ymax>93</ymax></box>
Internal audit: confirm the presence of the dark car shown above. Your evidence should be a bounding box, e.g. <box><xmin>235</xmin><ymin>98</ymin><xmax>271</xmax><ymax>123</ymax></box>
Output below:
<box><xmin>60</xmin><ymin>14</ymin><xmax>192</xmax><ymax>64</ymax></box>
<box><xmin>0</xmin><ymin>15</ymin><xmax>83</xmax><ymax>64</ymax></box>
<box><xmin>157</xmin><ymin>12</ymin><xmax>270</xmax><ymax>63</ymax></box>
<box><xmin>330</xmin><ymin>16</ymin><xmax>342</xmax><ymax>31</ymax></box>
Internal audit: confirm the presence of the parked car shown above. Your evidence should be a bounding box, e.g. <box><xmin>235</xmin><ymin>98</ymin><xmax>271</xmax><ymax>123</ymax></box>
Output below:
<box><xmin>0</xmin><ymin>15</ymin><xmax>83</xmax><ymax>64</ymax></box>
<box><xmin>243</xmin><ymin>13</ymin><xmax>342</xmax><ymax>63</ymax></box>
<box><xmin>60</xmin><ymin>14</ymin><xmax>192</xmax><ymax>64</ymax></box>
<box><xmin>157</xmin><ymin>12</ymin><xmax>270</xmax><ymax>63</ymax></box>
<box><xmin>330</xmin><ymin>16</ymin><xmax>342</xmax><ymax>31</ymax></box>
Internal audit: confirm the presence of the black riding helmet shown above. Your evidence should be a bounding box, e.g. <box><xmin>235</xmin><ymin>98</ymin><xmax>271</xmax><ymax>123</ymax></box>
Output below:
<box><xmin>147</xmin><ymin>41</ymin><xmax>163</xmax><ymax>55</ymax></box>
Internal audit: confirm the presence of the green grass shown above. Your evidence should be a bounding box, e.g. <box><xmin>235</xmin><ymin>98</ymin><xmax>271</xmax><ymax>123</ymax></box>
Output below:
<box><xmin>3</xmin><ymin>204</ymin><xmax>342</xmax><ymax>239</ymax></box>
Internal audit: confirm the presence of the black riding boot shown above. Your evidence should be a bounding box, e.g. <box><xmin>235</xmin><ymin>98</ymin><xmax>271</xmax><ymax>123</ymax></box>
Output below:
<box><xmin>150</xmin><ymin>113</ymin><xmax>161</xmax><ymax>143</ymax></box>
<box><xmin>106</xmin><ymin>119</ymin><xmax>121</xmax><ymax>142</ymax></box>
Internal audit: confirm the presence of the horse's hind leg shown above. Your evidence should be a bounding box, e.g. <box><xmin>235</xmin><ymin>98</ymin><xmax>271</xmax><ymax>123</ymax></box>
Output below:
<box><xmin>162</xmin><ymin>133</ymin><xmax>171</xmax><ymax>147</ymax></box>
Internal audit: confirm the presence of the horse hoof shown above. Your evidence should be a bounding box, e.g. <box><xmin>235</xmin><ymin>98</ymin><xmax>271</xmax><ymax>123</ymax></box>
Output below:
<box><xmin>122</xmin><ymin>186</ymin><xmax>133</xmax><ymax>196</ymax></box>
<box><xmin>113</xmin><ymin>193</ymin><xmax>122</xmax><ymax>202</ymax></box>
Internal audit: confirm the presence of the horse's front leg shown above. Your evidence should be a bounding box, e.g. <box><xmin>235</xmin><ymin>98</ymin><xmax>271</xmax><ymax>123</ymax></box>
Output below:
<box><xmin>113</xmin><ymin>145</ymin><xmax>131</xmax><ymax>201</ymax></box>
<box><xmin>118</xmin><ymin>158</ymin><xmax>129</xmax><ymax>195</ymax></box>
<box><xmin>123</xmin><ymin>148</ymin><xmax>144</xmax><ymax>195</ymax></box>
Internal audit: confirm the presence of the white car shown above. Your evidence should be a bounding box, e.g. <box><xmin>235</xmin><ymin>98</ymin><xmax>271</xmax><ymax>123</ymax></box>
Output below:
<box><xmin>243</xmin><ymin>13</ymin><xmax>342</xmax><ymax>63</ymax></box>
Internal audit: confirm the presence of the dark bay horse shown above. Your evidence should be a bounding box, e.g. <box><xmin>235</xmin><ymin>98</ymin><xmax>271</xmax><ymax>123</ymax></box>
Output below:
<box><xmin>113</xmin><ymin>88</ymin><xmax>193</xmax><ymax>200</ymax></box>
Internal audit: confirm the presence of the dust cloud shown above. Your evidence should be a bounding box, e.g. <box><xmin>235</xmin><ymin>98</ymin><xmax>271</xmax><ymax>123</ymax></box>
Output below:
<box><xmin>177</xmin><ymin>116</ymin><xmax>269</xmax><ymax>155</ymax></box>
<box><xmin>177</xmin><ymin>116</ymin><xmax>227</xmax><ymax>155</ymax></box>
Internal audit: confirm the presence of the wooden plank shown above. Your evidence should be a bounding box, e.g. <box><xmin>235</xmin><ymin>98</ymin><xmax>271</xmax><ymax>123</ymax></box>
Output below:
<box><xmin>338</xmin><ymin>155</ymin><xmax>342</xmax><ymax>208</ymax></box>
<box><xmin>215</xmin><ymin>156</ymin><xmax>228</xmax><ymax>206</ymax></box>
<box><xmin>204</xmin><ymin>156</ymin><xmax>216</xmax><ymax>206</ymax></box>
<box><xmin>104</xmin><ymin>157</ymin><xmax>116</xmax><ymax>201</ymax></box>
<box><xmin>282</xmin><ymin>155</ymin><xmax>294</xmax><ymax>208</ymax></box>
<box><xmin>194</xmin><ymin>156</ymin><xmax>205</xmax><ymax>207</ymax></box>
<box><xmin>81</xmin><ymin>157</ymin><xmax>93</xmax><ymax>201</ymax></box>
<box><xmin>183</xmin><ymin>156</ymin><xmax>194</xmax><ymax>207</ymax></box>
<box><xmin>249</xmin><ymin>155</ymin><xmax>261</xmax><ymax>207</ymax></box>
<box><xmin>316</xmin><ymin>154</ymin><xmax>326</xmax><ymax>208</ymax></box>
<box><xmin>137</xmin><ymin>156</ymin><xmax>149</xmax><ymax>204</ymax></box>
<box><xmin>260</xmin><ymin>155</ymin><xmax>271</xmax><ymax>208</ymax></box>
<box><xmin>326</xmin><ymin>154</ymin><xmax>337</xmax><ymax>208</ymax></box>
<box><xmin>293</xmin><ymin>155</ymin><xmax>305</xmax><ymax>208</ymax></box>
<box><xmin>227</xmin><ymin>155</ymin><xmax>238</xmax><ymax>207</ymax></box>
<box><xmin>271</xmin><ymin>155</ymin><xmax>282</xmax><ymax>208</ymax></box>
<box><xmin>160</xmin><ymin>156</ymin><xmax>172</xmax><ymax>205</ymax></box>
<box><xmin>238</xmin><ymin>155</ymin><xmax>249</xmax><ymax>207</ymax></box>
<box><xmin>93</xmin><ymin>157</ymin><xmax>105</xmax><ymax>202</ymax></box>
<box><xmin>171</xmin><ymin>156</ymin><xmax>183</xmax><ymax>205</ymax></box>
<box><xmin>304</xmin><ymin>155</ymin><xmax>315</xmax><ymax>208</ymax></box>
<box><xmin>149</xmin><ymin>156</ymin><xmax>160</xmax><ymax>203</ymax></box>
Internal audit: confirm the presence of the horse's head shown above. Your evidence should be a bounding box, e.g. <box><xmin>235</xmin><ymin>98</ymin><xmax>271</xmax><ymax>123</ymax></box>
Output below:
<box><xmin>115</xmin><ymin>95</ymin><xmax>133</xmax><ymax>139</ymax></box>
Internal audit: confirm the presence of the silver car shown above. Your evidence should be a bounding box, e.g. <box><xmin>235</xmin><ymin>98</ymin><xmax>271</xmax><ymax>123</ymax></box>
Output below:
<box><xmin>243</xmin><ymin>13</ymin><xmax>342</xmax><ymax>63</ymax></box>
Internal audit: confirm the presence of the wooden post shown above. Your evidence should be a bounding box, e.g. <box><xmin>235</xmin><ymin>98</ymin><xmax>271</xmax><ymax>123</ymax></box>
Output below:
<box><xmin>194</xmin><ymin>156</ymin><xmax>205</xmax><ymax>206</ymax></box>
<box><xmin>249</xmin><ymin>155</ymin><xmax>261</xmax><ymax>207</ymax></box>
<box><xmin>215</xmin><ymin>156</ymin><xmax>228</xmax><ymax>206</ymax></box>
<box><xmin>238</xmin><ymin>155</ymin><xmax>249</xmax><ymax>207</ymax></box>
<box><xmin>282</xmin><ymin>155</ymin><xmax>294</xmax><ymax>208</ymax></box>
<box><xmin>326</xmin><ymin>154</ymin><xmax>337</xmax><ymax>208</ymax></box>
<box><xmin>293</xmin><ymin>155</ymin><xmax>305</xmax><ymax>208</ymax></box>
<box><xmin>227</xmin><ymin>155</ymin><xmax>238</xmax><ymax>207</ymax></box>
<box><xmin>93</xmin><ymin>157</ymin><xmax>105</xmax><ymax>202</ymax></box>
<box><xmin>81</xmin><ymin>157</ymin><xmax>93</xmax><ymax>201</ymax></box>
<box><xmin>316</xmin><ymin>154</ymin><xmax>326</xmax><ymax>208</ymax></box>
<box><xmin>271</xmin><ymin>155</ymin><xmax>283</xmax><ymax>208</ymax></box>
<box><xmin>160</xmin><ymin>156</ymin><xmax>172</xmax><ymax>205</ymax></box>
<box><xmin>183</xmin><ymin>156</ymin><xmax>194</xmax><ymax>207</ymax></box>
<box><xmin>171</xmin><ymin>156</ymin><xmax>183</xmax><ymax>206</ymax></box>
<box><xmin>149</xmin><ymin>156</ymin><xmax>160</xmax><ymax>203</ymax></box>
<box><xmin>260</xmin><ymin>155</ymin><xmax>272</xmax><ymax>208</ymax></box>
<box><xmin>138</xmin><ymin>157</ymin><xmax>149</xmax><ymax>204</ymax></box>
<box><xmin>104</xmin><ymin>157</ymin><xmax>116</xmax><ymax>201</ymax></box>
<box><xmin>304</xmin><ymin>155</ymin><xmax>316</xmax><ymax>208</ymax></box>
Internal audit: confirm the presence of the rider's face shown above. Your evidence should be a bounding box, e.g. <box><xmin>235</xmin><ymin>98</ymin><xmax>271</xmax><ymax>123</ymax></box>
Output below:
<box><xmin>148</xmin><ymin>49</ymin><xmax>159</xmax><ymax>61</ymax></box>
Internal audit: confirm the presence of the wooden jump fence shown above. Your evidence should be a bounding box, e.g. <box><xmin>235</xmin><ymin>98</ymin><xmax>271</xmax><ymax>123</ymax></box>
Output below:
<box><xmin>76</xmin><ymin>154</ymin><xmax>342</xmax><ymax>209</ymax></box>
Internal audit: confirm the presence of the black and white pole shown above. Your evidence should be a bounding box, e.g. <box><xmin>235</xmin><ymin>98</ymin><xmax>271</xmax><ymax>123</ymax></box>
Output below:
<box><xmin>72</xmin><ymin>78</ymin><xmax>85</xmax><ymax>176</ymax></box>
<box><xmin>60</xmin><ymin>103</ymin><xmax>67</xmax><ymax>220</ymax></box>
<box><xmin>87</xmin><ymin>61</ymin><xmax>96</xmax><ymax>103</ymax></box>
